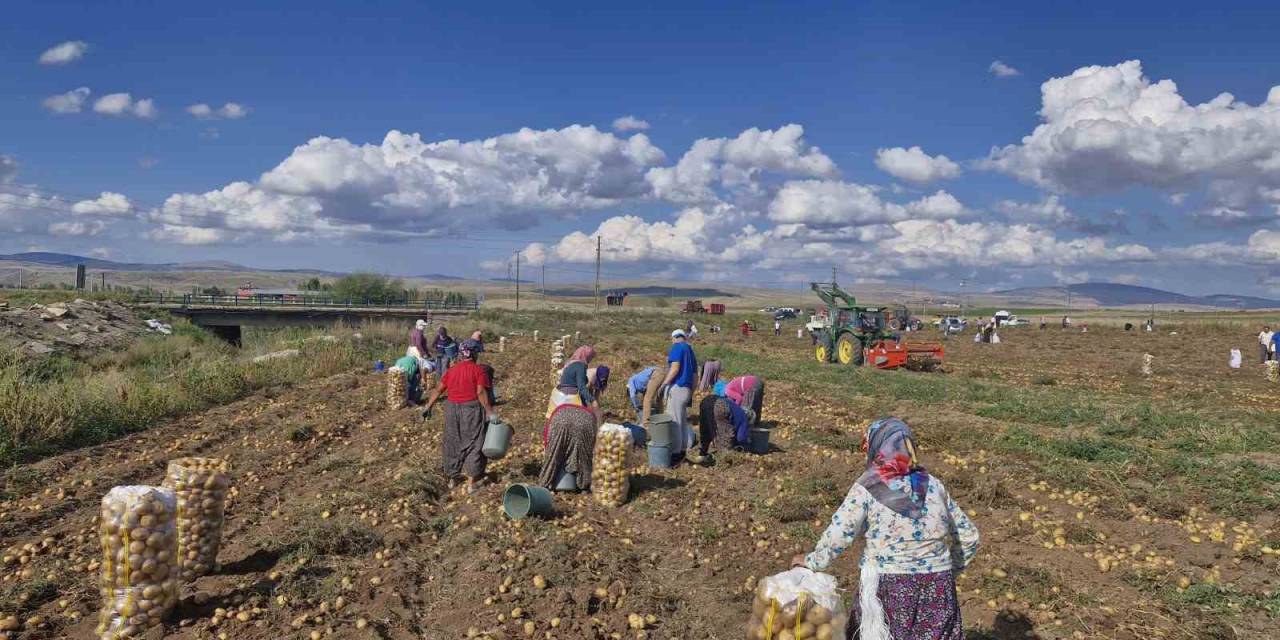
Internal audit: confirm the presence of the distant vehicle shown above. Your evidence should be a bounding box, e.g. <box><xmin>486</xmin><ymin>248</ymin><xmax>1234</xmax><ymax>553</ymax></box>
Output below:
<box><xmin>939</xmin><ymin>316</ymin><xmax>967</xmax><ymax>332</ymax></box>
<box><xmin>1006</xmin><ymin>317</ymin><xmax>1031</xmax><ymax>327</ymax></box>
<box><xmin>773</xmin><ymin>309</ymin><xmax>797</xmax><ymax>320</ymax></box>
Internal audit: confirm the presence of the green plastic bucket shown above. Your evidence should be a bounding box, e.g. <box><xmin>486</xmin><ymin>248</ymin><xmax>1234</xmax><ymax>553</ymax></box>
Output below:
<box><xmin>646</xmin><ymin>414</ymin><xmax>675</xmax><ymax>447</ymax></box>
<box><xmin>482</xmin><ymin>418</ymin><xmax>513</xmax><ymax>459</ymax></box>
<box><xmin>502</xmin><ymin>483</ymin><xmax>553</xmax><ymax>519</ymax></box>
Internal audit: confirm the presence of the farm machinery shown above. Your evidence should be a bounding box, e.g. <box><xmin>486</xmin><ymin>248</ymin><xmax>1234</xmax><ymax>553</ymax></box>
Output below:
<box><xmin>809</xmin><ymin>281</ymin><xmax>943</xmax><ymax>370</ymax></box>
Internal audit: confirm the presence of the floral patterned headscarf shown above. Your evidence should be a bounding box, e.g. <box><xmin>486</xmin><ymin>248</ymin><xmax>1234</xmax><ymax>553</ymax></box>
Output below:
<box><xmin>857</xmin><ymin>417</ymin><xmax>929</xmax><ymax>518</ymax></box>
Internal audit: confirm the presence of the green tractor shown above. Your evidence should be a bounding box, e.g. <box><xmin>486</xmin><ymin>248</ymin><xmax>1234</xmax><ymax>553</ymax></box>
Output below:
<box><xmin>809</xmin><ymin>281</ymin><xmax>943</xmax><ymax>368</ymax></box>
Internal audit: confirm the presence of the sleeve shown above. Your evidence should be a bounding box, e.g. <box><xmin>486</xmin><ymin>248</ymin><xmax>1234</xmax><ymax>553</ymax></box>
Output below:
<box><xmin>731</xmin><ymin>402</ymin><xmax>749</xmax><ymax>444</ymax></box>
<box><xmin>667</xmin><ymin>345</ymin><xmax>680</xmax><ymax>365</ymax></box>
<box><xmin>574</xmin><ymin>365</ymin><xmax>593</xmax><ymax>404</ymax></box>
<box><xmin>942</xmin><ymin>483</ymin><xmax>980</xmax><ymax>570</ymax></box>
<box><xmin>804</xmin><ymin>485</ymin><xmax>868</xmax><ymax>571</ymax></box>
<box><xmin>477</xmin><ymin>365</ymin><xmax>492</xmax><ymax>389</ymax></box>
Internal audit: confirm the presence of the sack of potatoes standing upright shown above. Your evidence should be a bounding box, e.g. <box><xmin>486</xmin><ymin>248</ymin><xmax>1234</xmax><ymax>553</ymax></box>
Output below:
<box><xmin>96</xmin><ymin>486</ymin><xmax>180</xmax><ymax>639</ymax></box>
<box><xmin>163</xmin><ymin>457</ymin><xmax>231</xmax><ymax>582</ymax></box>
<box><xmin>591</xmin><ymin>423</ymin><xmax>634</xmax><ymax>507</ymax></box>
<box><xmin>387</xmin><ymin>366</ymin><xmax>408</xmax><ymax>409</ymax></box>
<box><xmin>746</xmin><ymin>567</ymin><xmax>847</xmax><ymax>640</ymax></box>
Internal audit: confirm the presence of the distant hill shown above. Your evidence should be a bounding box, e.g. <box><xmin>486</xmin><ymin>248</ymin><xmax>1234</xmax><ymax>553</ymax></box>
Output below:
<box><xmin>994</xmin><ymin>282</ymin><xmax>1280</xmax><ymax>309</ymax></box>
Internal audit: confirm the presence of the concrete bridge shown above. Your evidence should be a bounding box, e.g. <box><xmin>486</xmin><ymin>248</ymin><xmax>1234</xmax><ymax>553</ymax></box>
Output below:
<box><xmin>135</xmin><ymin>295</ymin><xmax>479</xmax><ymax>345</ymax></box>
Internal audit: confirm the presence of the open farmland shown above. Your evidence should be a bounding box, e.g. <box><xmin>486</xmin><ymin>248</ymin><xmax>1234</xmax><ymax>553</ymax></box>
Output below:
<box><xmin>1</xmin><ymin>309</ymin><xmax>1278</xmax><ymax>639</ymax></box>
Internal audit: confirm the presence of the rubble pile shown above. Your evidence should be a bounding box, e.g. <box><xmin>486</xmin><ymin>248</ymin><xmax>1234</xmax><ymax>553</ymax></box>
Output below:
<box><xmin>0</xmin><ymin>298</ymin><xmax>151</xmax><ymax>356</ymax></box>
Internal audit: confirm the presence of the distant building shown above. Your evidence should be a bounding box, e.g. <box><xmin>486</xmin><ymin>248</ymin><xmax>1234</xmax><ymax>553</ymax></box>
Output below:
<box><xmin>236</xmin><ymin>284</ymin><xmax>305</xmax><ymax>302</ymax></box>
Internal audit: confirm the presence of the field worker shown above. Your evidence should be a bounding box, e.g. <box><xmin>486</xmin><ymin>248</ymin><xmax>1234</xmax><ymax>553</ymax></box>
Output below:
<box><xmin>724</xmin><ymin>374</ymin><xmax>765</xmax><ymax>429</ymax></box>
<box><xmin>693</xmin><ymin>383</ymin><xmax>749</xmax><ymax>463</ymax></box>
<box><xmin>1271</xmin><ymin>329</ymin><xmax>1280</xmax><ymax>363</ymax></box>
<box><xmin>547</xmin><ymin>345</ymin><xmax>598</xmax><ymax>417</ymax></box>
<box><xmin>740</xmin><ymin>320</ymin><xmax>751</xmax><ymax>338</ymax></box>
<box><xmin>409</xmin><ymin>319</ymin><xmax>432</xmax><ymax>360</ymax></box>
<box><xmin>688</xmin><ymin>321</ymin><xmax>699</xmax><ymax>340</ymax></box>
<box><xmin>774</xmin><ymin>319</ymin><xmax>782</xmax><ymax>336</ymax></box>
<box><xmin>696</xmin><ymin>359</ymin><xmax>722</xmax><ymax>393</ymax></box>
<box><xmin>538</xmin><ymin>403</ymin><xmax>597</xmax><ymax>492</ymax></box>
<box><xmin>628</xmin><ymin>365</ymin><xmax>659</xmax><ymax>418</ymax></box>
<box><xmin>432</xmin><ymin>327</ymin><xmax>456</xmax><ymax>376</ymax></box>
<box><xmin>630</xmin><ymin>365</ymin><xmax>670</xmax><ymax>422</ymax></box>
<box><xmin>794</xmin><ymin>417</ymin><xmax>979</xmax><ymax>640</ymax></box>
<box><xmin>422</xmin><ymin>338</ymin><xmax>495</xmax><ymax>494</ymax></box>
<box><xmin>393</xmin><ymin>354</ymin><xmax>423</xmax><ymax>405</ymax></box>
<box><xmin>662</xmin><ymin>329</ymin><xmax>698</xmax><ymax>461</ymax></box>
<box><xmin>1260</xmin><ymin>326</ymin><xmax>1273</xmax><ymax>363</ymax></box>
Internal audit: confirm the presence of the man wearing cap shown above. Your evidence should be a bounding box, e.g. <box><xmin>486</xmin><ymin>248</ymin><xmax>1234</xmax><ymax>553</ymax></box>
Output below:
<box><xmin>661</xmin><ymin>329</ymin><xmax>698</xmax><ymax>462</ymax></box>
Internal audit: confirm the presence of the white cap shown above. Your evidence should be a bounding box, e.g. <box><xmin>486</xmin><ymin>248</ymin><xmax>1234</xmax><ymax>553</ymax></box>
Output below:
<box><xmin>671</xmin><ymin>329</ymin><xmax>686</xmax><ymax>338</ymax></box>
<box><xmin>415</xmin><ymin>319</ymin><xmax>428</xmax><ymax>330</ymax></box>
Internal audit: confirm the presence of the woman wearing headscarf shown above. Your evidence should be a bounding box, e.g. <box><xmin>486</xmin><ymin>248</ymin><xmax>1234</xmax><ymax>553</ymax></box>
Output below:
<box><xmin>696</xmin><ymin>359</ymin><xmax>721</xmax><ymax>394</ymax></box>
<box><xmin>422</xmin><ymin>339</ymin><xmax>495</xmax><ymax>494</ymax></box>
<box><xmin>694</xmin><ymin>381</ymin><xmax>749</xmax><ymax>462</ymax></box>
<box><xmin>538</xmin><ymin>404</ymin><xmax>597</xmax><ymax>492</ymax></box>
<box><xmin>432</xmin><ymin>327</ymin><xmax>456</xmax><ymax>376</ymax></box>
<box><xmin>546</xmin><ymin>345</ymin><xmax>598</xmax><ymax>417</ymax></box>
<box><xmin>795</xmin><ymin>418</ymin><xmax>979</xmax><ymax>640</ymax></box>
<box><xmin>724</xmin><ymin>374</ymin><xmax>765</xmax><ymax>429</ymax></box>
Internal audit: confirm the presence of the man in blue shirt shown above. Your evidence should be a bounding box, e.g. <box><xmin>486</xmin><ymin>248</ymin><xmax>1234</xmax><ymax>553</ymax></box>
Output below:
<box><xmin>661</xmin><ymin>329</ymin><xmax>697</xmax><ymax>461</ymax></box>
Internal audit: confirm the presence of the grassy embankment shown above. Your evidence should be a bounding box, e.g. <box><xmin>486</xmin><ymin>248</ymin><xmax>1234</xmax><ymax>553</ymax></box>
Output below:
<box><xmin>0</xmin><ymin>319</ymin><xmax>406</xmax><ymax>471</ymax></box>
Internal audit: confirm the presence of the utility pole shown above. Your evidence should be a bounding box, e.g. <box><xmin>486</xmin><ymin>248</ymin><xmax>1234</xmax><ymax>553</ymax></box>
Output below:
<box><xmin>831</xmin><ymin>266</ymin><xmax>837</xmax><ymax>285</ymax></box>
<box><xmin>541</xmin><ymin>264</ymin><xmax>546</xmax><ymax>302</ymax></box>
<box><xmin>594</xmin><ymin>236</ymin><xmax>601</xmax><ymax>312</ymax></box>
<box><xmin>514</xmin><ymin>250</ymin><xmax>520</xmax><ymax>311</ymax></box>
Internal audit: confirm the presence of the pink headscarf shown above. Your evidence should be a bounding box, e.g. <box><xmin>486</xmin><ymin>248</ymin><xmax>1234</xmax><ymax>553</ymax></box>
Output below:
<box><xmin>569</xmin><ymin>345</ymin><xmax>596</xmax><ymax>365</ymax></box>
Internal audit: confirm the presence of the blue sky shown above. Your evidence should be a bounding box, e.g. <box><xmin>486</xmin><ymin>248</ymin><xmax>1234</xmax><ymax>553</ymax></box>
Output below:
<box><xmin>3</xmin><ymin>0</ymin><xmax>1280</xmax><ymax>294</ymax></box>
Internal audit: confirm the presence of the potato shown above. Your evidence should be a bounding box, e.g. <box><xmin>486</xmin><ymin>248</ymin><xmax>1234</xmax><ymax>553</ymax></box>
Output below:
<box><xmin>162</xmin><ymin>458</ymin><xmax>230</xmax><ymax>582</ymax></box>
<box><xmin>96</xmin><ymin>486</ymin><xmax>178</xmax><ymax>639</ymax></box>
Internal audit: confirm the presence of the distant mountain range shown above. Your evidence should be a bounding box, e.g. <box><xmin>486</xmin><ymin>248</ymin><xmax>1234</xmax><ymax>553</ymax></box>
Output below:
<box><xmin>995</xmin><ymin>282</ymin><xmax>1280</xmax><ymax>310</ymax></box>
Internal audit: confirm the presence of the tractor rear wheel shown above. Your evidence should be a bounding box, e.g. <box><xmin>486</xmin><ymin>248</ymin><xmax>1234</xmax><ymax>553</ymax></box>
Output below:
<box><xmin>836</xmin><ymin>334</ymin><xmax>864</xmax><ymax>366</ymax></box>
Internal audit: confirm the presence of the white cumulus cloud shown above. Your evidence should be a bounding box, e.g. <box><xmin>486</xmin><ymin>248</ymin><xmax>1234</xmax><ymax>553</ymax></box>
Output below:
<box><xmin>0</xmin><ymin>156</ymin><xmax>17</xmax><ymax>183</ymax></box>
<box><xmin>989</xmin><ymin>60</ymin><xmax>1020</xmax><ymax>78</ymax></box>
<box><xmin>43</xmin><ymin>87</ymin><xmax>91</xmax><ymax>114</ymax></box>
<box><xmin>49</xmin><ymin>220</ymin><xmax>107</xmax><ymax>236</ymax></box>
<box><xmin>39</xmin><ymin>40</ymin><xmax>88</xmax><ymax>65</ymax></box>
<box><xmin>93</xmin><ymin>93</ymin><xmax>158</xmax><ymax>119</ymax></box>
<box><xmin>768</xmin><ymin>180</ymin><xmax>965</xmax><ymax>226</ymax></box>
<box><xmin>187</xmin><ymin>102</ymin><xmax>249</xmax><ymax>119</ymax></box>
<box><xmin>874</xmin><ymin>146</ymin><xmax>961</xmax><ymax>183</ymax></box>
<box><xmin>646</xmin><ymin>124</ymin><xmax>837</xmax><ymax>204</ymax></box>
<box><xmin>612</xmin><ymin>115</ymin><xmax>650</xmax><ymax>132</ymax></box>
<box><xmin>985</xmin><ymin>60</ymin><xmax>1280</xmax><ymax>212</ymax></box>
<box><xmin>71</xmin><ymin>192</ymin><xmax>134</xmax><ymax>217</ymax></box>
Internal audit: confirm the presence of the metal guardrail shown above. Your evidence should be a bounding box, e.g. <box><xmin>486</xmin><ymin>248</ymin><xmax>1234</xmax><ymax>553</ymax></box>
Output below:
<box><xmin>133</xmin><ymin>294</ymin><xmax>480</xmax><ymax>311</ymax></box>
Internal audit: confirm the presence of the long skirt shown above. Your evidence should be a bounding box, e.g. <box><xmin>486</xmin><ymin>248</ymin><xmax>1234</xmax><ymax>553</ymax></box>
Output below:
<box><xmin>740</xmin><ymin>379</ymin><xmax>765</xmax><ymax>429</ymax></box>
<box><xmin>848</xmin><ymin>570</ymin><xmax>962</xmax><ymax>640</ymax></box>
<box><xmin>537</xmin><ymin>406</ymin><xmax>597</xmax><ymax>490</ymax></box>
<box><xmin>696</xmin><ymin>396</ymin><xmax>737</xmax><ymax>455</ymax></box>
<box><xmin>443</xmin><ymin>400</ymin><xmax>487</xmax><ymax>480</ymax></box>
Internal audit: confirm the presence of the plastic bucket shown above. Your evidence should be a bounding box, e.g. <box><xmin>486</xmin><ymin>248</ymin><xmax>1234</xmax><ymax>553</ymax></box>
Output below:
<box><xmin>647</xmin><ymin>444</ymin><xmax>672</xmax><ymax>469</ymax></box>
<box><xmin>749</xmin><ymin>428</ymin><xmax>770</xmax><ymax>455</ymax></box>
<box><xmin>482</xmin><ymin>418</ymin><xmax>513</xmax><ymax>459</ymax></box>
<box><xmin>502</xmin><ymin>484</ymin><xmax>553</xmax><ymax>520</ymax></box>
<box><xmin>625</xmin><ymin>423</ymin><xmax>648</xmax><ymax>447</ymax></box>
<box><xmin>646</xmin><ymin>414</ymin><xmax>675</xmax><ymax>447</ymax></box>
<box><xmin>554</xmin><ymin>470</ymin><xmax>578</xmax><ymax>492</ymax></box>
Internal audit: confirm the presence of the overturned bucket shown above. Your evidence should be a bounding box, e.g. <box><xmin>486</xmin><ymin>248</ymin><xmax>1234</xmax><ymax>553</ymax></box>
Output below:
<box><xmin>554</xmin><ymin>470</ymin><xmax>578</xmax><ymax>492</ymax></box>
<box><xmin>748</xmin><ymin>428</ymin><xmax>770</xmax><ymax>455</ymax></box>
<box><xmin>646</xmin><ymin>414</ymin><xmax>675</xmax><ymax>448</ymax></box>
<box><xmin>502</xmin><ymin>484</ymin><xmax>553</xmax><ymax>520</ymax></box>
<box><xmin>482</xmin><ymin>417</ymin><xmax>513</xmax><ymax>459</ymax></box>
<box><xmin>647</xmin><ymin>444</ymin><xmax>673</xmax><ymax>469</ymax></box>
